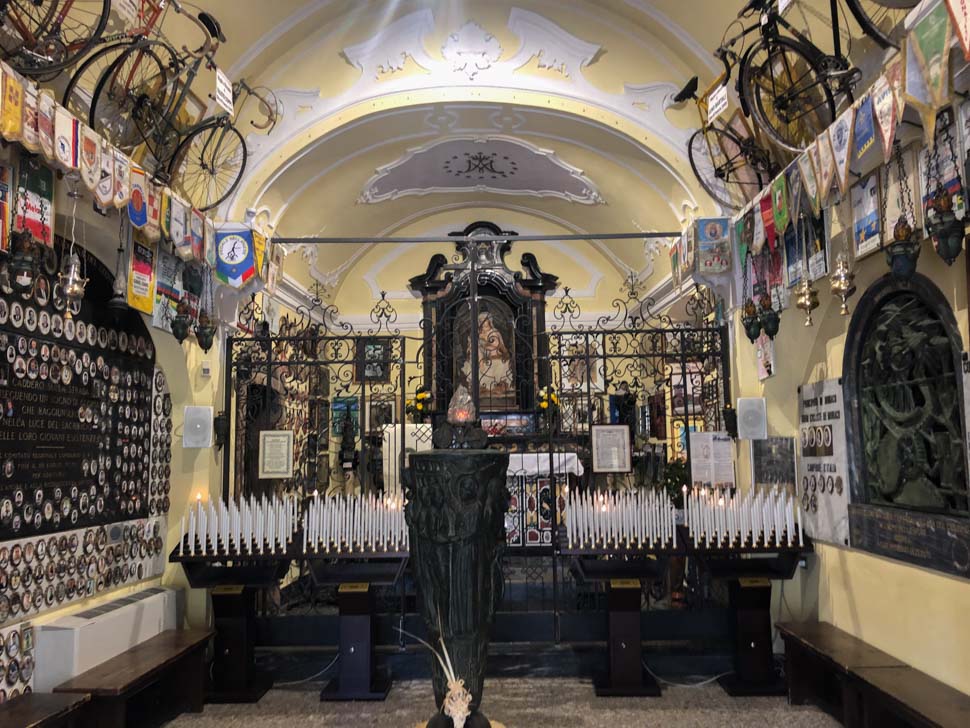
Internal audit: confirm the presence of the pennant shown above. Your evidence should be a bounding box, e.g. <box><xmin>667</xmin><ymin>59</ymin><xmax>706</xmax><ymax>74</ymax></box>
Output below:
<box><xmin>169</xmin><ymin>193</ymin><xmax>191</xmax><ymax>259</ymax></box>
<box><xmin>253</xmin><ymin>228</ymin><xmax>267</xmax><ymax>280</ymax></box>
<box><xmin>797</xmin><ymin>150</ymin><xmax>820</xmax><ymax>216</ymax></box>
<box><xmin>669</xmin><ymin>240</ymin><xmax>681</xmax><ymax>288</ymax></box>
<box><xmin>872</xmin><ymin>75</ymin><xmax>897</xmax><ymax>163</ymax></box>
<box><xmin>128</xmin><ymin>166</ymin><xmax>148</xmax><ymax>228</ymax></box>
<box><xmin>265</xmin><ymin>246</ymin><xmax>283</xmax><ymax>295</ymax></box>
<box><xmin>771</xmin><ymin>174</ymin><xmax>789</xmax><ymax>233</ymax></box>
<box><xmin>783</xmin><ymin>219</ymin><xmax>802</xmax><ymax>288</ymax></box>
<box><xmin>37</xmin><ymin>90</ymin><xmax>55</xmax><ymax>161</ymax></box>
<box><xmin>53</xmin><ymin>104</ymin><xmax>79</xmax><ymax>171</ymax></box>
<box><xmin>910</xmin><ymin>2</ymin><xmax>952</xmax><ymax>111</ymax></box>
<box><xmin>0</xmin><ymin>64</ymin><xmax>24</xmax><ymax>142</ymax></box>
<box><xmin>853</xmin><ymin>95</ymin><xmax>876</xmax><ymax>161</ymax></box>
<box><xmin>113</xmin><ymin>149</ymin><xmax>130</xmax><ymax>208</ymax></box>
<box><xmin>785</xmin><ymin>160</ymin><xmax>802</xmax><ymax>220</ymax></box>
<box><xmin>204</xmin><ymin>216</ymin><xmax>217</xmax><ymax>268</ymax></box>
<box><xmin>751</xmin><ymin>193</ymin><xmax>766</xmax><ymax>255</ymax></box>
<box><xmin>189</xmin><ymin>207</ymin><xmax>205</xmax><ymax>261</ymax></box>
<box><xmin>829</xmin><ymin>105</ymin><xmax>854</xmax><ymax>196</ymax></box>
<box><xmin>214</xmin><ymin>226</ymin><xmax>257</xmax><ymax>288</ymax></box>
<box><xmin>815</xmin><ymin>133</ymin><xmax>836</xmax><ymax>202</ymax></box>
<box><xmin>14</xmin><ymin>152</ymin><xmax>54</xmax><ymax>247</ymax></box>
<box><xmin>79</xmin><ymin>124</ymin><xmax>100</xmax><ymax>192</ymax></box>
<box><xmin>160</xmin><ymin>187</ymin><xmax>171</xmax><ymax>241</ymax></box>
<box><xmin>127</xmin><ymin>233</ymin><xmax>156</xmax><ymax>315</ymax></box>
<box><xmin>948</xmin><ymin>0</ymin><xmax>970</xmax><ymax>60</ymax></box>
<box><xmin>152</xmin><ymin>248</ymin><xmax>182</xmax><ymax>333</ymax></box>
<box><xmin>884</xmin><ymin>52</ymin><xmax>905</xmax><ymax>118</ymax></box>
<box><xmin>20</xmin><ymin>81</ymin><xmax>38</xmax><ymax>153</ymax></box>
<box><xmin>95</xmin><ymin>139</ymin><xmax>114</xmax><ymax>209</ymax></box>
<box><xmin>144</xmin><ymin>178</ymin><xmax>161</xmax><ymax>241</ymax></box>
<box><xmin>0</xmin><ymin>164</ymin><xmax>12</xmax><ymax>252</ymax></box>
<box><xmin>759</xmin><ymin>192</ymin><xmax>776</xmax><ymax>251</ymax></box>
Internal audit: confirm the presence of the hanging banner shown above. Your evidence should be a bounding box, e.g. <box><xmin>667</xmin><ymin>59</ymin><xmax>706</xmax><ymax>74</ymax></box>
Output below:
<box><xmin>204</xmin><ymin>216</ymin><xmax>217</xmax><ymax>268</ymax></box>
<box><xmin>253</xmin><ymin>227</ymin><xmax>267</xmax><ymax>280</ymax></box>
<box><xmin>265</xmin><ymin>245</ymin><xmax>283</xmax><ymax>295</ymax></box>
<box><xmin>948</xmin><ymin>0</ymin><xmax>970</xmax><ymax>60</ymax></box>
<box><xmin>785</xmin><ymin>160</ymin><xmax>802</xmax><ymax>220</ymax></box>
<box><xmin>784</xmin><ymin>217</ymin><xmax>802</xmax><ymax>288</ymax></box>
<box><xmin>14</xmin><ymin>152</ymin><xmax>54</xmax><ymax>247</ymax></box>
<box><xmin>113</xmin><ymin>149</ymin><xmax>130</xmax><ymax>208</ymax></box>
<box><xmin>797</xmin><ymin>150</ymin><xmax>820</xmax><ymax>216</ymax></box>
<box><xmin>910</xmin><ymin>2</ymin><xmax>952</xmax><ymax>111</ymax></box>
<box><xmin>95</xmin><ymin>139</ymin><xmax>114</xmax><ymax>209</ymax></box>
<box><xmin>853</xmin><ymin>94</ymin><xmax>876</xmax><ymax>161</ymax></box>
<box><xmin>189</xmin><ymin>208</ymin><xmax>205</xmax><ymax>261</ymax></box>
<box><xmin>20</xmin><ymin>81</ymin><xmax>38</xmax><ymax>153</ymax></box>
<box><xmin>816</xmin><ymin>133</ymin><xmax>836</xmax><ymax>202</ymax></box>
<box><xmin>160</xmin><ymin>187</ymin><xmax>172</xmax><ymax>241</ymax></box>
<box><xmin>0</xmin><ymin>63</ymin><xmax>23</xmax><ymax>141</ymax></box>
<box><xmin>906</xmin><ymin>28</ymin><xmax>941</xmax><ymax>145</ymax></box>
<box><xmin>884</xmin><ymin>52</ymin><xmax>905</xmax><ymax>118</ymax></box>
<box><xmin>36</xmin><ymin>89</ymin><xmax>55</xmax><ymax>161</ymax></box>
<box><xmin>53</xmin><ymin>104</ymin><xmax>78</xmax><ymax>170</ymax></box>
<box><xmin>759</xmin><ymin>193</ymin><xmax>776</xmax><ymax>250</ymax></box>
<box><xmin>128</xmin><ymin>166</ymin><xmax>148</xmax><ymax>228</ymax></box>
<box><xmin>829</xmin><ymin>105</ymin><xmax>855</xmax><ymax>196</ymax></box>
<box><xmin>152</xmin><ymin>248</ymin><xmax>182</xmax><ymax>333</ymax></box>
<box><xmin>214</xmin><ymin>226</ymin><xmax>257</xmax><ymax>288</ymax></box>
<box><xmin>771</xmin><ymin>174</ymin><xmax>789</xmax><ymax>233</ymax></box>
<box><xmin>144</xmin><ymin>179</ymin><xmax>161</xmax><ymax>241</ymax></box>
<box><xmin>169</xmin><ymin>194</ymin><xmax>191</xmax><ymax>259</ymax></box>
<box><xmin>79</xmin><ymin>124</ymin><xmax>100</xmax><ymax>192</ymax></box>
<box><xmin>127</xmin><ymin>234</ymin><xmax>156</xmax><ymax>314</ymax></box>
<box><xmin>0</xmin><ymin>164</ymin><xmax>12</xmax><ymax>252</ymax></box>
<box><xmin>751</xmin><ymin>193</ymin><xmax>766</xmax><ymax>255</ymax></box>
<box><xmin>872</xmin><ymin>74</ymin><xmax>897</xmax><ymax>163</ymax></box>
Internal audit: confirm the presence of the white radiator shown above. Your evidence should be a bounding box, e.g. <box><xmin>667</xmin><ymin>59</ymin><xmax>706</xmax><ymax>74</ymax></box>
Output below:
<box><xmin>33</xmin><ymin>587</ymin><xmax>178</xmax><ymax>691</ymax></box>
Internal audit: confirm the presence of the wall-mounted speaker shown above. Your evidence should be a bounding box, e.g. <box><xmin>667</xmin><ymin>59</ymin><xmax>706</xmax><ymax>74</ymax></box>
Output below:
<box><xmin>183</xmin><ymin>405</ymin><xmax>214</xmax><ymax>448</ymax></box>
<box><xmin>737</xmin><ymin>398</ymin><xmax>767</xmax><ymax>440</ymax></box>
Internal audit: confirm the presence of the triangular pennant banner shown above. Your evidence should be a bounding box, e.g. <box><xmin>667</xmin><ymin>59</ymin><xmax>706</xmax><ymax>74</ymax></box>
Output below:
<box><xmin>816</xmin><ymin>133</ymin><xmax>836</xmax><ymax>203</ymax></box>
<box><xmin>853</xmin><ymin>95</ymin><xmax>876</xmax><ymax>161</ymax></box>
<box><xmin>752</xmin><ymin>193</ymin><xmax>766</xmax><ymax>255</ymax></box>
<box><xmin>797</xmin><ymin>150</ymin><xmax>820</xmax><ymax>216</ymax></box>
<box><xmin>947</xmin><ymin>0</ymin><xmax>970</xmax><ymax>60</ymax></box>
<box><xmin>872</xmin><ymin>75</ymin><xmax>897</xmax><ymax>163</ymax></box>
<box><xmin>911</xmin><ymin>2</ymin><xmax>952</xmax><ymax>110</ymax></box>
<box><xmin>829</xmin><ymin>105</ymin><xmax>855</xmax><ymax>196</ymax></box>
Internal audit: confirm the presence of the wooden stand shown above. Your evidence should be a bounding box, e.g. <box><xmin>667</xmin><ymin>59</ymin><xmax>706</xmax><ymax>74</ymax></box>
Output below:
<box><xmin>209</xmin><ymin>586</ymin><xmax>274</xmax><ymax>704</ymax></box>
<box><xmin>717</xmin><ymin>578</ymin><xmax>786</xmax><ymax>696</ymax></box>
<box><xmin>321</xmin><ymin>583</ymin><xmax>392</xmax><ymax>701</ymax></box>
<box><xmin>593</xmin><ymin>579</ymin><xmax>661</xmax><ymax>697</ymax></box>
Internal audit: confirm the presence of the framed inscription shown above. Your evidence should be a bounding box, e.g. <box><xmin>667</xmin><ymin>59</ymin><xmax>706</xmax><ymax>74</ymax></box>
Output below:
<box><xmin>258</xmin><ymin>430</ymin><xmax>294</xmax><ymax>479</ymax></box>
<box><xmin>591</xmin><ymin>425</ymin><xmax>632</xmax><ymax>473</ymax></box>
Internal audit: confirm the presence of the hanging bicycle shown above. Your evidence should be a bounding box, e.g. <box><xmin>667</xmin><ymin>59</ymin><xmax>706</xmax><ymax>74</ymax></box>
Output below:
<box><xmin>0</xmin><ymin>0</ymin><xmax>110</xmax><ymax>78</ymax></box>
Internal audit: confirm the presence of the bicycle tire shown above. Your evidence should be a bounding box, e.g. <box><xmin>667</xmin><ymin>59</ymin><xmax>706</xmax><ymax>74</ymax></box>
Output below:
<box><xmin>741</xmin><ymin>35</ymin><xmax>836</xmax><ymax>153</ymax></box>
<box><xmin>844</xmin><ymin>0</ymin><xmax>917</xmax><ymax>50</ymax></box>
<box><xmin>169</xmin><ymin>120</ymin><xmax>247</xmax><ymax>212</ymax></box>
<box><xmin>688</xmin><ymin>127</ymin><xmax>767</xmax><ymax>212</ymax></box>
<box><xmin>88</xmin><ymin>39</ymin><xmax>178</xmax><ymax>156</ymax></box>
<box><xmin>62</xmin><ymin>40</ymin><xmax>139</xmax><ymax>121</ymax></box>
<box><xmin>0</xmin><ymin>1</ymin><xmax>58</xmax><ymax>65</ymax></box>
<box><xmin>5</xmin><ymin>0</ymin><xmax>111</xmax><ymax>77</ymax></box>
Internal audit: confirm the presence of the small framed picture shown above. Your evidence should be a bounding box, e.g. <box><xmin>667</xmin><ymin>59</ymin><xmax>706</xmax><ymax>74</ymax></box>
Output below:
<box><xmin>851</xmin><ymin>169</ymin><xmax>882</xmax><ymax>259</ymax></box>
<box><xmin>591</xmin><ymin>424</ymin><xmax>632</xmax><ymax>473</ymax></box>
<box><xmin>257</xmin><ymin>430</ymin><xmax>294</xmax><ymax>479</ymax></box>
<box><xmin>355</xmin><ymin>337</ymin><xmax>392</xmax><ymax>383</ymax></box>
<box><xmin>366</xmin><ymin>397</ymin><xmax>396</xmax><ymax>433</ymax></box>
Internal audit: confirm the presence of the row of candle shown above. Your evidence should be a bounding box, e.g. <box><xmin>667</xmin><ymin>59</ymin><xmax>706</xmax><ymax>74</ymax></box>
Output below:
<box><xmin>303</xmin><ymin>493</ymin><xmax>408</xmax><ymax>554</ymax></box>
<box><xmin>565</xmin><ymin>489</ymin><xmax>677</xmax><ymax>550</ymax></box>
<box><xmin>179</xmin><ymin>494</ymin><xmax>300</xmax><ymax>556</ymax></box>
<box><xmin>683</xmin><ymin>485</ymin><xmax>803</xmax><ymax>549</ymax></box>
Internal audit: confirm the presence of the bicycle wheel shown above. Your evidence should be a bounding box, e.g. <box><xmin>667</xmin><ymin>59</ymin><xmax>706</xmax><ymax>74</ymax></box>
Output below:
<box><xmin>63</xmin><ymin>41</ymin><xmax>138</xmax><ymax>122</ymax></box>
<box><xmin>88</xmin><ymin>39</ymin><xmax>179</xmax><ymax>156</ymax></box>
<box><xmin>688</xmin><ymin>127</ymin><xmax>769</xmax><ymax>211</ymax></box>
<box><xmin>845</xmin><ymin>0</ymin><xmax>918</xmax><ymax>50</ymax></box>
<box><xmin>169</xmin><ymin>120</ymin><xmax>247</xmax><ymax>211</ymax></box>
<box><xmin>2</xmin><ymin>0</ymin><xmax>110</xmax><ymax>77</ymax></box>
<box><xmin>741</xmin><ymin>35</ymin><xmax>836</xmax><ymax>153</ymax></box>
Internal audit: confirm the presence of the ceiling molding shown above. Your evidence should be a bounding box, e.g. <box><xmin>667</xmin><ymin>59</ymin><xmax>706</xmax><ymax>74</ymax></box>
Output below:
<box><xmin>359</xmin><ymin>134</ymin><xmax>605</xmax><ymax>205</ymax></box>
<box><xmin>342</xmin><ymin>9</ymin><xmax>437</xmax><ymax>77</ymax></box>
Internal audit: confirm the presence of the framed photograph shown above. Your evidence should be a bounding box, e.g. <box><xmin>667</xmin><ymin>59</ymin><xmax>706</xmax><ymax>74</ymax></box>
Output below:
<box><xmin>560</xmin><ymin>394</ymin><xmax>592</xmax><ymax>434</ymax></box>
<box><xmin>331</xmin><ymin>397</ymin><xmax>360</xmax><ymax>437</ymax></box>
<box><xmin>558</xmin><ymin>332</ymin><xmax>605</xmax><ymax>392</ymax></box>
<box><xmin>850</xmin><ymin>170</ymin><xmax>881</xmax><ymax>259</ymax></box>
<box><xmin>366</xmin><ymin>397</ymin><xmax>396</xmax><ymax>433</ymax></box>
<box><xmin>805</xmin><ymin>207</ymin><xmax>830</xmax><ymax>282</ymax></box>
<box><xmin>481</xmin><ymin>413</ymin><xmax>535</xmax><ymax>437</ymax></box>
<box><xmin>591</xmin><ymin>424</ymin><xmax>632</xmax><ymax>473</ymax></box>
<box><xmin>355</xmin><ymin>337</ymin><xmax>391</xmax><ymax>383</ymax></box>
<box><xmin>883</xmin><ymin>144</ymin><xmax>923</xmax><ymax>244</ymax></box>
<box><xmin>258</xmin><ymin>430</ymin><xmax>294</xmax><ymax>479</ymax></box>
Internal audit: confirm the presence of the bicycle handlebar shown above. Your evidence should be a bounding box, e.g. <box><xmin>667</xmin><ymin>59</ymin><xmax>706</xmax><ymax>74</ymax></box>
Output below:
<box><xmin>236</xmin><ymin>80</ymin><xmax>278</xmax><ymax>130</ymax></box>
<box><xmin>170</xmin><ymin>2</ymin><xmax>214</xmax><ymax>60</ymax></box>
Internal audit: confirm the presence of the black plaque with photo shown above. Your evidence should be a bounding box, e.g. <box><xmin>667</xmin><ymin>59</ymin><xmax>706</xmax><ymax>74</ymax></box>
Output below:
<box><xmin>355</xmin><ymin>337</ymin><xmax>391</xmax><ymax>383</ymax></box>
<box><xmin>0</xmin><ymin>238</ymin><xmax>158</xmax><ymax>541</ymax></box>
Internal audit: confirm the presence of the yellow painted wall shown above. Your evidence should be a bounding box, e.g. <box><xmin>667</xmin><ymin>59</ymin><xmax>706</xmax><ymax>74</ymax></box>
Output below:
<box><xmin>731</xmin><ymin>199</ymin><xmax>970</xmax><ymax>694</ymax></box>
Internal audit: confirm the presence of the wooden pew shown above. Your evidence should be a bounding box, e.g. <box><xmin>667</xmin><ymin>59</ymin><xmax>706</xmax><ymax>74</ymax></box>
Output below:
<box><xmin>778</xmin><ymin>622</ymin><xmax>970</xmax><ymax>728</ymax></box>
<box><xmin>0</xmin><ymin>693</ymin><xmax>90</xmax><ymax>728</ymax></box>
<box><xmin>53</xmin><ymin>629</ymin><xmax>213</xmax><ymax>728</ymax></box>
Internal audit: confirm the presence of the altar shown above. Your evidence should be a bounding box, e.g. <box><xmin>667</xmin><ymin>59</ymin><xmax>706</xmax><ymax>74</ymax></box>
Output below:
<box><xmin>505</xmin><ymin>452</ymin><xmax>582</xmax><ymax>548</ymax></box>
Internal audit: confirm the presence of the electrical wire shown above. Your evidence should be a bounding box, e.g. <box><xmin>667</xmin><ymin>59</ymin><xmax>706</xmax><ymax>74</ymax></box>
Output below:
<box><xmin>275</xmin><ymin>653</ymin><xmax>340</xmax><ymax>686</ymax></box>
<box><xmin>642</xmin><ymin>661</ymin><xmax>733</xmax><ymax>689</ymax></box>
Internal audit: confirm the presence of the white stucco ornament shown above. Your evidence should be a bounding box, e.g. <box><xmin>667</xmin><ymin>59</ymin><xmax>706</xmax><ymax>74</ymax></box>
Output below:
<box><xmin>441</xmin><ymin>21</ymin><xmax>502</xmax><ymax>80</ymax></box>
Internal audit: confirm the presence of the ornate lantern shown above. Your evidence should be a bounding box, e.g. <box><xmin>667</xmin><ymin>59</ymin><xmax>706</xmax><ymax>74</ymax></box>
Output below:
<box><xmin>830</xmin><ymin>251</ymin><xmax>856</xmax><ymax>316</ymax></box>
<box><xmin>194</xmin><ymin>310</ymin><xmax>217</xmax><ymax>353</ymax></box>
<box><xmin>58</xmin><ymin>250</ymin><xmax>88</xmax><ymax>320</ymax></box>
<box><xmin>741</xmin><ymin>298</ymin><xmax>761</xmax><ymax>343</ymax></box>
<box><xmin>881</xmin><ymin>142</ymin><xmax>921</xmax><ymax>282</ymax></box>
<box><xmin>758</xmin><ymin>294</ymin><xmax>780</xmax><ymax>338</ymax></box>
<box><xmin>924</xmin><ymin>112</ymin><xmax>965</xmax><ymax>266</ymax></box>
<box><xmin>794</xmin><ymin>277</ymin><xmax>819</xmax><ymax>326</ymax></box>
<box><xmin>171</xmin><ymin>297</ymin><xmax>193</xmax><ymax>344</ymax></box>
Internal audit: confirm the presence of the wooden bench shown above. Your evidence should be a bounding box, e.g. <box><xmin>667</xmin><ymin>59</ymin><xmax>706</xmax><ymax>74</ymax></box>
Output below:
<box><xmin>0</xmin><ymin>693</ymin><xmax>91</xmax><ymax>728</ymax></box>
<box><xmin>53</xmin><ymin>628</ymin><xmax>213</xmax><ymax>728</ymax></box>
<box><xmin>778</xmin><ymin>622</ymin><xmax>970</xmax><ymax>728</ymax></box>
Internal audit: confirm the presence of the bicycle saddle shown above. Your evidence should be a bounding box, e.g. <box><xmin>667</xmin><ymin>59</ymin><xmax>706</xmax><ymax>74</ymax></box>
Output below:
<box><xmin>673</xmin><ymin>76</ymin><xmax>699</xmax><ymax>103</ymax></box>
<box><xmin>198</xmin><ymin>12</ymin><xmax>226</xmax><ymax>43</ymax></box>
<box><xmin>738</xmin><ymin>0</ymin><xmax>769</xmax><ymax>17</ymax></box>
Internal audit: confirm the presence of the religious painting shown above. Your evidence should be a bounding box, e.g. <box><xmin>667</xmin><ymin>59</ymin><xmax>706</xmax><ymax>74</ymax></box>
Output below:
<box><xmin>751</xmin><ymin>436</ymin><xmax>797</xmax><ymax>490</ymax></box>
<box><xmin>356</xmin><ymin>337</ymin><xmax>391</xmax><ymax>383</ymax></box>
<box><xmin>558</xmin><ymin>332</ymin><xmax>605</xmax><ymax>392</ymax></box>
<box><xmin>454</xmin><ymin>298</ymin><xmax>516</xmax><ymax>410</ymax></box>
<box><xmin>560</xmin><ymin>394</ymin><xmax>591</xmax><ymax>434</ymax></box>
<box><xmin>365</xmin><ymin>397</ymin><xmax>395</xmax><ymax>434</ymax></box>
<box><xmin>331</xmin><ymin>397</ymin><xmax>360</xmax><ymax>437</ymax></box>
<box><xmin>481</xmin><ymin>413</ymin><xmax>535</xmax><ymax>436</ymax></box>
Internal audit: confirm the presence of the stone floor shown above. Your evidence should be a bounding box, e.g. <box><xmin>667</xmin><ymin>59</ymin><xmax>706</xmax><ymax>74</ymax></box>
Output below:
<box><xmin>165</xmin><ymin>678</ymin><xmax>839</xmax><ymax>728</ymax></box>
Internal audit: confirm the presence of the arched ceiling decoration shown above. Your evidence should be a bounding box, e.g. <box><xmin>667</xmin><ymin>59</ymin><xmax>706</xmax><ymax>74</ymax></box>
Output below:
<box><xmin>178</xmin><ymin>0</ymin><xmax>875</xmax><ymax>316</ymax></box>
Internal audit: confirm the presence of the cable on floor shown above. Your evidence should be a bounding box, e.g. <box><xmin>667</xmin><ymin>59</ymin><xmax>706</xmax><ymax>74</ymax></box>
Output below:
<box><xmin>642</xmin><ymin>661</ymin><xmax>733</xmax><ymax>689</ymax></box>
<box><xmin>275</xmin><ymin>654</ymin><xmax>340</xmax><ymax>686</ymax></box>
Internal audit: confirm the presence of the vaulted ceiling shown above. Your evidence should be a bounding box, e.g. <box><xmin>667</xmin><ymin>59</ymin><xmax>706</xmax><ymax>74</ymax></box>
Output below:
<box><xmin>170</xmin><ymin>0</ymin><xmax>880</xmax><ymax>312</ymax></box>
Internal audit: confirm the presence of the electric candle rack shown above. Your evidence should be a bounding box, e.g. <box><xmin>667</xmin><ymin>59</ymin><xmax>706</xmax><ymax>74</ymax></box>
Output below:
<box><xmin>560</xmin><ymin>489</ymin><xmax>682</xmax><ymax>556</ymax></box>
